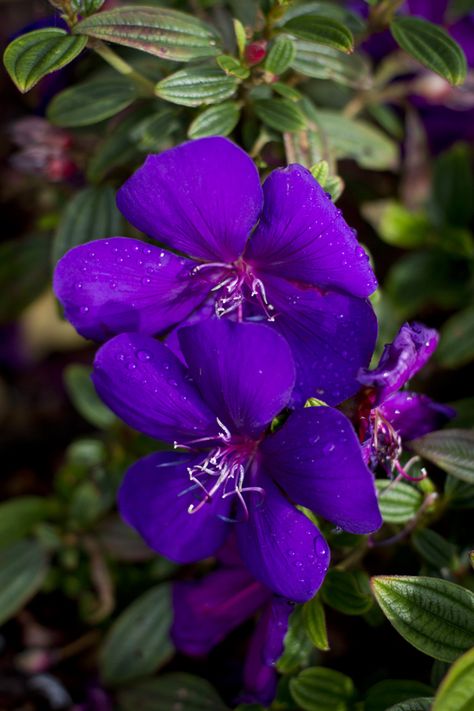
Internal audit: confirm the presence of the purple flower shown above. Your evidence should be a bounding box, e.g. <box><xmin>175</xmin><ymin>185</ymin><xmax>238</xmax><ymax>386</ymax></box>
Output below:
<box><xmin>92</xmin><ymin>319</ymin><xmax>381</xmax><ymax>602</ymax></box>
<box><xmin>172</xmin><ymin>537</ymin><xmax>292</xmax><ymax>705</ymax></box>
<box><xmin>357</xmin><ymin>323</ymin><xmax>455</xmax><ymax>475</ymax></box>
<box><xmin>54</xmin><ymin>137</ymin><xmax>377</xmax><ymax>406</ymax></box>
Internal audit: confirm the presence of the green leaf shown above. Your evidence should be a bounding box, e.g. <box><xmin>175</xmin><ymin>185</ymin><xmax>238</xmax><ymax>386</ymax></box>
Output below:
<box><xmin>272</xmin><ymin>81</ymin><xmax>303</xmax><ymax>101</ymax></box>
<box><xmin>390</xmin><ymin>16</ymin><xmax>466</xmax><ymax>86</ymax></box>
<box><xmin>100</xmin><ymin>584</ymin><xmax>174</xmax><ymax>685</ymax></box>
<box><xmin>155</xmin><ymin>67</ymin><xmax>238</xmax><ymax>107</ymax></box>
<box><xmin>430</xmin><ymin>143</ymin><xmax>474</xmax><ymax>228</ymax></box>
<box><xmin>97</xmin><ymin>516</ymin><xmax>154</xmax><ymax>562</ymax></box>
<box><xmin>437</xmin><ymin>306</ymin><xmax>474</xmax><ymax>369</ymax></box>
<box><xmin>433</xmin><ymin>646</ymin><xmax>474</xmax><ymax>710</ymax></box>
<box><xmin>48</xmin><ymin>76</ymin><xmax>137</xmax><ymax>127</ymax></box>
<box><xmin>386</xmin><ymin>700</ymin><xmax>434</xmax><ymax>711</ymax></box>
<box><xmin>188</xmin><ymin>101</ymin><xmax>240</xmax><ymax>138</ymax></box>
<box><xmin>321</xmin><ymin>569</ymin><xmax>373</xmax><ymax>616</ymax></box>
<box><xmin>363</xmin><ymin>201</ymin><xmax>430</xmax><ymax>249</ymax></box>
<box><xmin>71</xmin><ymin>0</ymin><xmax>106</xmax><ymax>15</ymax></box>
<box><xmin>277</xmin><ymin>605</ymin><xmax>314</xmax><ymax>674</ymax></box>
<box><xmin>52</xmin><ymin>186</ymin><xmax>122</xmax><ymax>264</ymax></box>
<box><xmin>376</xmin><ymin>480</ymin><xmax>424</xmax><ymax>524</ymax></box>
<box><xmin>372</xmin><ymin>576</ymin><xmax>474</xmax><ymax>662</ymax></box>
<box><xmin>0</xmin><ymin>540</ymin><xmax>49</xmax><ymax>625</ymax></box>
<box><xmin>444</xmin><ymin>475</ymin><xmax>474</xmax><ymax>509</ymax></box>
<box><xmin>365</xmin><ymin>680</ymin><xmax>434</xmax><ymax>711</ymax></box>
<box><xmin>265</xmin><ymin>36</ymin><xmax>296</xmax><ymax>75</ymax></box>
<box><xmin>410</xmin><ymin>429</ymin><xmax>474</xmax><ymax>484</ymax></box>
<box><xmin>0</xmin><ymin>498</ymin><xmax>51</xmax><ymax>549</ymax></box>
<box><xmin>291</xmin><ymin>41</ymin><xmax>371</xmax><ymax>89</ymax></box>
<box><xmin>64</xmin><ymin>365</ymin><xmax>116</xmax><ymax>429</ymax></box>
<box><xmin>303</xmin><ymin>594</ymin><xmax>329</xmax><ymax>650</ymax></box>
<box><xmin>278</xmin><ymin>1</ymin><xmax>365</xmax><ymax>35</ymax></box>
<box><xmin>283</xmin><ymin>15</ymin><xmax>353</xmax><ymax>53</ymax></box>
<box><xmin>87</xmin><ymin>108</ymin><xmax>149</xmax><ymax>181</ymax></box>
<box><xmin>74</xmin><ymin>6</ymin><xmax>220</xmax><ymax>61</ymax></box>
<box><xmin>254</xmin><ymin>98</ymin><xmax>306</xmax><ymax>132</ymax></box>
<box><xmin>412</xmin><ymin>529</ymin><xmax>457</xmax><ymax>570</ymax></box>
<box><xmin>117</xmin><ymin>674</ymin><xmax>229</xmax><ymax>711</ymax></box>
<box><xmin>233</xmin><ymin>18</ymin><xmax>246</xmax><ymax>59</ymax></box>
<box><xmin>0</xmin><ymin>233</ymin><xmax>51</xmax><ymax>323</ymax></box>
<box><xmin>289</xmin><ymin>667</ymin><xmax>355</xmax><ymax>711</ymax></box>
<box><xmin>130</xmin><ymin>107</ymin><xmax>180</xmax><ymax>150</ymax></box>
<box><xmin>216</xmin><ymin>54</ymin><xmax>249</xmax><ymax>79</ymax></box>
<box><xmin>3</xmin><ymin>28</ymin><xmax>87</xmax><ymax>93</ymax></box>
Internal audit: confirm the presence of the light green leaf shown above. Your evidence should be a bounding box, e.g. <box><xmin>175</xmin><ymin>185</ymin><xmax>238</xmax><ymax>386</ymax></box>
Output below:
<box><xmin>363</xmin><ymin>201</ymin><xmax>430</xmax><ymax>249</ymax></box>
<box><xmin>433</xmin><ymin>646</ymin><xmax>474</xmax><ymax>710</ymax></box>
<box><xmin>100</xmin><ymin>584</ymin><xmax>174</xmax><ymax>685</ymax></box>
<box><xmin>372</xmin><ymin>576</ymin><xmax>474</xmax><ymax>662</ymax></box>
<box><xmin>155</xmin><ymin>67</ymin><xmax>238</xmax><ymax>107</ymax></box>
<box><xmin>364</xmin><ymin>680</ymin><xmax>434</xmax><ymax>711</ymax></box>
<box><xmin>283</xmin><ymin>15</ymin><xmax>353</xmax><ymax>54</ymax></box>
<box><xmin>188</xmin><ymin>101</ymin><xmax>240</xmax><ymax>138</ymax></box>
<box><xmin>0</xmin><ymin>233</ymin><xmax>51</xmax><ymax>323</ymax></box>
<box><xmin>289</xmin><ymin>667</ymin><xmax>355</xmax><ymax>711</ymax></box>
<box><xmin>216</xmin><ymin>54</ymin><xmax>249</xmax><ymax>79</ymax></box>
<box><xmin>64</xmin><ymin>365</ymin><xmax>116</xmax><ymax>429</ymax></box>
<box><xmin>117</xmin><ymin>673</ymin><xmax>229</xmax><ymax>711</ymax></box>
<box><xmin>265</xmin><ymin>36</ymin><xmax>296</xmax><ymax>75</ymax></box>
<box><xmin>48</xmin><ymin>76</ymin><xmax>137</xmax><ymax>127</ymax></box>
<box><xmin>390</xmin><ymin>16</ymin><xmax>466</xmax><ymax>85</ymax></box>
<box><xmin>277</xmin><ymin>605</ymin><xmax>313</xmax><ymax>674</ymax></box>
<box><xmin>437</xmin><ymin>307</ymin><xmax>474</xmax><ymax>369</ymax></box>
<box><xmin>291</xmin><ymin>41</ymin><xmax>371</xmax><ymax>89</ymax></box>
<box><xmin>272</xmin><ymin>81</ymin><xmax>303</xmax><ymax>101</ymax></box>
<box><xmin>74</xmin><ymin>6</ymin><xmax>220</xmax><ymax>61</ymax></box>
<box><xmin>0</xmin><ymin>540</ymin><xmax>49</xmax><ymax>625</ymax></box>
<box><xmin>3</xmin><ymin>28</ymin><xmax>87</xmax><ymax>93</ymax></box>
<box><xmin>303</xmin><ymin>594</ymin><xmax>329</xmax><ymax>650</ymax></box>
<box><xmin>376</xmin><ymin>480</ymin><xmax>423</xmax><ymax>524</ymax></box>
<box><xmin>0</xmin><ymin>498</ymin><xmax>51</xmax><ymax>549</ymax></box>
<box><xmin>254</xmin><ymin>97</ymin><xmax>306</xmax><ymax>132</ymax></box>
<box><xmin>52</xmin><ymin>186</ymin><xmax>123</xmax><ymax>263</ymax></box>
<box><xmin>322</xmin><ymin>569</ymin><xmax>373</xmax><ymax>616</ymax></box>
<box><xmin>410</xmin><ymin>429</ymin><xmax>474</xmax><ymax>484</ymax></box>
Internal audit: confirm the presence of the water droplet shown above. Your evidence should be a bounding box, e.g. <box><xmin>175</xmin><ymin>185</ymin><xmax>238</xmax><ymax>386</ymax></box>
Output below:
<box><xmin>323</xmin><ymin>442</ymin><xmax>335</xmax><ymax>455</ymax></box>
<box><xmin>80</xmin><ymin>306</ymin><xmax>89</xmax><ymax>314</ymax></box>
<box><xmin>109</xmin><ymin>281</ymin><xmax>117</xmax><ymax>290</ymax></box>
<box><xmin>141</xmin><ymin>277</ymin><xmax>151</xmax><ymax>286</ymax></box>
<box><xmin>356</xmin><ymin>246</ymin><xmax>366</xmax><ymax>258</ymax></box>
<box><xmin>137</xmin><ymin>350</ymin><xmax>151</xmax><ymax>362</ymax></box>
<box><xmin>315</xmin><ymin>537</ymin><xmax>328</xmax><ymax>557</ymax></box>
<box><xmin>143</xmin><ymin>247</ymin><xmax>152</xmax><ymax>254</ymax></box>
<box><xmin>75</xmin><ymin>282</ymin><xmax>83</xmax><ymax>289</ymax></box>
<box><xmin>128</xmin><ymin>362</ymin><xmax>137</xmax><ymax>370</ymax></box>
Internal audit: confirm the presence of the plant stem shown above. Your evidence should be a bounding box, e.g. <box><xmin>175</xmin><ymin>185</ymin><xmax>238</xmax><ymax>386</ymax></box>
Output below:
<box><xmin>88</xmin><ymin>39</ymin><xmax>156</xmax><ymax>96</ymax></box>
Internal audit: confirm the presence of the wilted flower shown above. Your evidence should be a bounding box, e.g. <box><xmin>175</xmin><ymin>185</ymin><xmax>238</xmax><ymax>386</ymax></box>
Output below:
<box><xmin>55</xmin><ymin>137</ymin><xmax>377</xmax><ymax>406</ymax></box>
<box><xmin>93</xmin><ymin>320</ymin><xmax>381</xmax><ymax>602</ymax></box>
<box><xmin>357</xmin><ymin>322</ymin><xmax>455</xmax><ymax>476</ymax></box>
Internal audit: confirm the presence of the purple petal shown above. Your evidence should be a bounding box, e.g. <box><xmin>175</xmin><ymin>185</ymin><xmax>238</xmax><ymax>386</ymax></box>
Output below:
<box><xmin>262</xmin><ymin>275</ymin><xmax>377</xmax><ymax>406</ymax></box>
<box><xmin>118</xmin><ymin>451</ymin><xmax>230</xmax><ymax>563</ymax></box>
<box><xmin>178</xmin><ymin>320</ymin><xmax>295</xmax><ymax>437</ymax></box>
<box><xmin>54</xmin><ymin>238</ymin><xmax>209</xmax><ymax>341</ymax></box>
<box><xmin>171</xmin><ymin>566</ymin><xmax>269</xmax><ymax>656</ymax></box>
<box><xmin>380</xmin><ymin>392</ymin><xmax>456</xmax><ymax>442</ymax></box>
<box><xmin>262</xmin><ymin>407</ymin><xmax>382</xmax><ymax>534</ymax></box>
<box><xmin>358</xmin><ymin>322</ymin><xmax>439</xmax><ymax>404</ymax></box>
<box><xmin>116</xmin><ymin>137</ymin><xmax>263</xmax><ymax>263</ymax></box>
<box><xmin>236</xmin><ymin>474</ymin><xmax>330</xmax><ymax>602</ymax></box>
<box><xmin>92</xmin><ymin>332</ymin><xmax>216</xmax><ymax>443</ymax></box>
<box><xmin>245</xmin><ymin>165</ymin><xmax>377</xmax><ymax>297</ymax></box>
<box><xmin>242</xmin><ymin>598</ymin><xmax>293</xmax><ymax>705</ymax></box>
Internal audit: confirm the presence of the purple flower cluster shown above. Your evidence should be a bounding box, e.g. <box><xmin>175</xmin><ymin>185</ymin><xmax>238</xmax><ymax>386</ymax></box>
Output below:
<box><xmin>53</xmin><ymin>137</ymin><xmax>452</xmax><ymax>703</ymax></box>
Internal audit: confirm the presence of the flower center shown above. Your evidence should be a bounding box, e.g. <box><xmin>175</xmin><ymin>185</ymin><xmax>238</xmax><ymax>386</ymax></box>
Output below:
<box><xmin>175</xmin><ymin>418</ymin><xmax>264</xmax><ymax>520</ymax></box>
<box><xmin>191</xmin><ymin>260</ymin><xmax>275</xmax><ymax>321</ymax></box>
<box><xmin>368</xmin><ymin>409</ymin><xmax>426</xmax><ymax>483</ymax></box>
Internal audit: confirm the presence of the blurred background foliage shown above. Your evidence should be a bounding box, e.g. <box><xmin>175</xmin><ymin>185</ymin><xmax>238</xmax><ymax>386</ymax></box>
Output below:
<box><xmin>1</xmin><ymin>0</ymin><xmax>474</xmax><ymax>709</ymax></box>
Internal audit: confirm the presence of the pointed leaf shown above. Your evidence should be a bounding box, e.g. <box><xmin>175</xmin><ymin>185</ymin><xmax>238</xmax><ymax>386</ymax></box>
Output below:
<box><xmin>289</xmin><ymin>667</ymin><xmax>355</xmax><ymax>711</ymax></box>
<box><xmin>321</xmin><ymin>569</ymin><xmax>373</xmax><ymax>616</ymax></box>
<box><xmin>3</xmin><ymin>28</ymin><xmax>87</xmax><ymax>93</ymax></box>
<box><xmin>291</xmin><ymin>40</ymin><xmax>371</xmax><ymax>88</ymax></box>
<box><xmin>277</xmin><ymin>606</ymin><xmax>313</xmax><ymax>674</ymax></box>
<box><xmin>433</xmin><ymin>646</ymin><xmax>474</xmax><ymax>711</ymax></box>
<box><xmin>0</xmin><ymin>540</ymin><xmax>49</xmax><ymax>625</ymax></box>
<box><xmin>283</xmin><ymin>15</ymin><xmax>353</xmax><ymax>54</ymax></box>
<box><xmin>303</xmin><ymin>594</ymin><xmax>329</xmax><ymax>651</ymax></box>
<box><xmin>254</xmin><ymin>97</ymin><xmax>306</xmax><ymax>132</ymax></box>
<box><xmin>376</xmin><ymin>480</ymin><xmax>424</xmax><ymax>523</ymax></box>
<box><xmin>155</xmin><ymin>67</ymin><xmax>238</xmax><ymax>107</ymax></box>
<box><xmin>48</xmin><ymin>76</ymin><xmax>137</xmax><ymax>127</ymax></box>
<box><xmin>410</xmin><ymin>429</ymin><xmax>474</xmax><ymax>484</ymax></box>
<box><xmin>117</xmin><ymin>674</ymin><xmax>229</xmax><ymax>711</ymax></box>
<box><xmin>216</xmin><ymin>54</ymin><xmax>249</xmax><ymax>79</ymax></box>
<box><xmin>265</xmin><ymin>36</ymin><xmax>296</xmax><ymax>75</ymax></box>
<box><xmin>188</xmin><ymin>101</ymin><xmax>240</xmax><ymax>138</ymax></box>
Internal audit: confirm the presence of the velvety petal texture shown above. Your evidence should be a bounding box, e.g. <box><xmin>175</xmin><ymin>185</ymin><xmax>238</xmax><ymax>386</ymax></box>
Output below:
<box><xmin>178</xmin><ymin>320</ymin><xmax>295</xmax><ymax>436</ymax></box>
<box><xmin>92</xmin><ymin>332</ymin><xmax>216</xmax><ymax>443</ymax></box>
<box><xmin>358</xmin><ymin>322</ymin><xmax>439</xmax><ymax>405</ymax></box>
<box><xmin>119</xmin><ymin>452</ymin><xmax>230</xmax><ymax>563</ymax></box>
<box><xmin>245</xmin><ymin>165</ymin><xmax>377</xmax><ymax>298</ymax></box>
<box><xmin>262</xmin><ymin>276</ymin><xmax>377</xmax><ymax>406</ymax></box>
<box><xmin>116</xmin><ymin>137</ymin><xmax>263</xmax><ymax>263</ymax></box>
<box><xmin>380</xmin><ymin>392</ymin><xmax>456</xmax><ymax>441</ymax></box>
<box><xmin>236</xmin><ymin>475</ymin><xmax>330</xmax><ymax>602</ymax></box>
<box><xmin>263</xmin><ymin>407</ymin><xmax>382</xmax><ymax>534</ymax></box>
<box><xmin>54</xmin><ymin>238</ymin><xmax>209</xmax><ymax>341</ymax></box>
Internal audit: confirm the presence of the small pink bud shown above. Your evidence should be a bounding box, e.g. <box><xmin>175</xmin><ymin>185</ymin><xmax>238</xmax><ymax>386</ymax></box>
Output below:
<box><xmin>245</xmin><ymin>40</ymin><xmax>268</xmax><ymax>66</ymax></box>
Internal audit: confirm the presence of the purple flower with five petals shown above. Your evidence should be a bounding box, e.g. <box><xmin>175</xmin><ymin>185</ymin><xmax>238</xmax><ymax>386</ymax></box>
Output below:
<box><xmin>92</xmin><ymin>319</ymin><xmax>381</xmax><ymax>602</ymax></box>
<box><xmin>54</xmin><ymin>137</ymin><xmax>377</xmax><ymax>406</ymax></box>
<box><xmin>172</xmin><ymin>537</ymin><xmax>292</xmax><ymax>705</ymax></box>
<box><xmin>357</xmin><ymin>322</ymin><xmax>455</xmax><ymax>476</ymax></box>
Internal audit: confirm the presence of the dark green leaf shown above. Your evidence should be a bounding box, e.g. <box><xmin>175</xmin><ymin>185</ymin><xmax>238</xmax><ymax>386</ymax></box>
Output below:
<box><xmin>365</xmin><ymin>680</ymin><xmax>434</xmax><ymax>711</ymax></box>
<box><xmin>376</xmin><ymin>480</ymin><xmax>424</xmax><ymax>523</ymax></box>
<box><xmin>254</xmin><ymin>97</ymin><xmax>306</xmax><ymax>132</ymax></box>
<box><xmin>272</xmin><ymin>81</ymin><xmax>303</xmax><ymax>101</ymax></box>
<box><xmin>447</xmin><ymin>398</ymin><xmax>474</xmax><ymax>429</ymax></box>
<box><xmin>437</xmin><ymin>307</ymin><xmax>474</xmax><ymax>369</ymax></box>
<box><xmin>291</xmin><ymin>41</ymin><xmax>371</xmax><ymax>89</ymax></box>
<box><xmin>390</xmin><ymin>16</ymin><xmax>466</xmax><ymax>85</ymax></box>
<box><xmin>100</xmin><ymin>584</ymin><xmax>174</xmax><ymax>685</ymax></box>
<box><xmin>372</xmin><ymin>576</ymin><xmax>474</xmax><ymax>662</ymax></box>
<box><xmin>117</xmin><ymin>673</ymin><xmax>229</xmax><ymax>711</ymax></box>
<box><xmin>0</xmin><ymin>540</ymin><xmax>49</xmax><ymax>625</ymax></box>
<box><xmin>216</xmin><ymin>54</ymin><xmax>249</xmax><ymax>79</ymax></box>
<box><xmin>48</xmin><ymin>77</ymin><xmax>137</xmax><ymax>127</ymax></box>
<box><xmin>97</xmin><ymin>516</ymin><xmax>154</xmax><ymax>562</ymax></box>
<box><xmin>0</xmin><ymin>498</ymin><xmax>51</xmax><ymax>549</ymax></box>
<box><xmin>444</xmin><ymin>476</ymin><xmax>474</xmax><ymax>509</ymax></box>
<box><xmin>265</xmin><ymin>36</ymin><xmax>296</xmax><ymax>75</ymax></box>
<box><xmin>412</xmin><ymin>529</ymin><xmax>457</xmax><ymax>570</ymax></box>
<box><xmin>74</xmin><ymin>6</ymin><xmax>220</xmax><ymax>61</ymax></box>
<box><xmin>289</xmin><ymin>667</ymin><xmax>355</xmax><ymax>711</ymax></box>
<box><xmin>278</xmin><ymin>1</ymin><xmax>365</xmax><ymax>34</ymax></box>
<box><xmin>71</xmin><ymin>0</ymin><xmax>106</xmax><ymax>15</ymax></box>
<box><xmin>387</xmin><ymin>700</ymin><xmax>434</xmax><ymax>711</ymax></box>
<box><xmin>155</xmin><ymin>67</ymin><xmax>238</xmax><ymax>107</ymax></box>
<box><xmin>131</xmin><ymin>107</ymin><xmax>180</xmax><ymax>150</ymax></box>
<box><xmin>303</xmin><ymin>594</ymin><xmax>329</xmax><ymax>650</ymax></box>
<box><xmin>64</xmin><ymin>365</ymin><xmax>116</xmax><ymax>428</ymax></box>
<box><xmin>277</xmin><ymin>605</ymin><xmax>314</xmax><ymax>674</ymax></box>
<box><xmin>188</xmin><ymin>101</ymin><xmax>240</xmax><ymax>138</ymax></box>
<box><xmin>410</xmin><ymin>429</ymin><xmax>474</xmax><ymax>484</ymax></box>
<box><xmin>433</xmin><ymin>646</ymin><xmax>474</xmax><ymax>710</ymax></box>
<box><xmin>0</xmin><ymin>233</ymin><xmax>51</xmax><ymax>323</ymax></box>
<box><xmin>322</xmin><ymin>569</ymin><xmax>373</xmax><ymax>615</ymax></box>
<box><xmin>3</xmin><ymin>28</ymin><xmax>87</xmax><ymax>93</ymax></box>
<box><xmin>283</xmin><ymin>15</ymin><xmax>353</xmax><ymax>53</ymax></box>
<box><xmin>431</xmin><ymin>143</ymin><xmax>474</xmax><ymax>227</ymax></box>
<box><xmin>52</xmin><ymin>186</ymin><xmax>123</xmax><ymax>263</ymax></box>
<box><xmin>87</xmin><ymin>109</ymin><xmax>149</xmax><ymax>182</ymax></box>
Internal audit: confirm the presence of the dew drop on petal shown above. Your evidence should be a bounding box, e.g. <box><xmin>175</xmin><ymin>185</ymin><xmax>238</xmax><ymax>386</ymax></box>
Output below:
<box><xmin>136</xmin><ymin>350</ymin><xmax>151</xmax><ymax>362</ymax></box>
<box><xmin>323</xmin><ymin>442</ymin><xmax>335</xmax><ymax>455</ymax></box>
